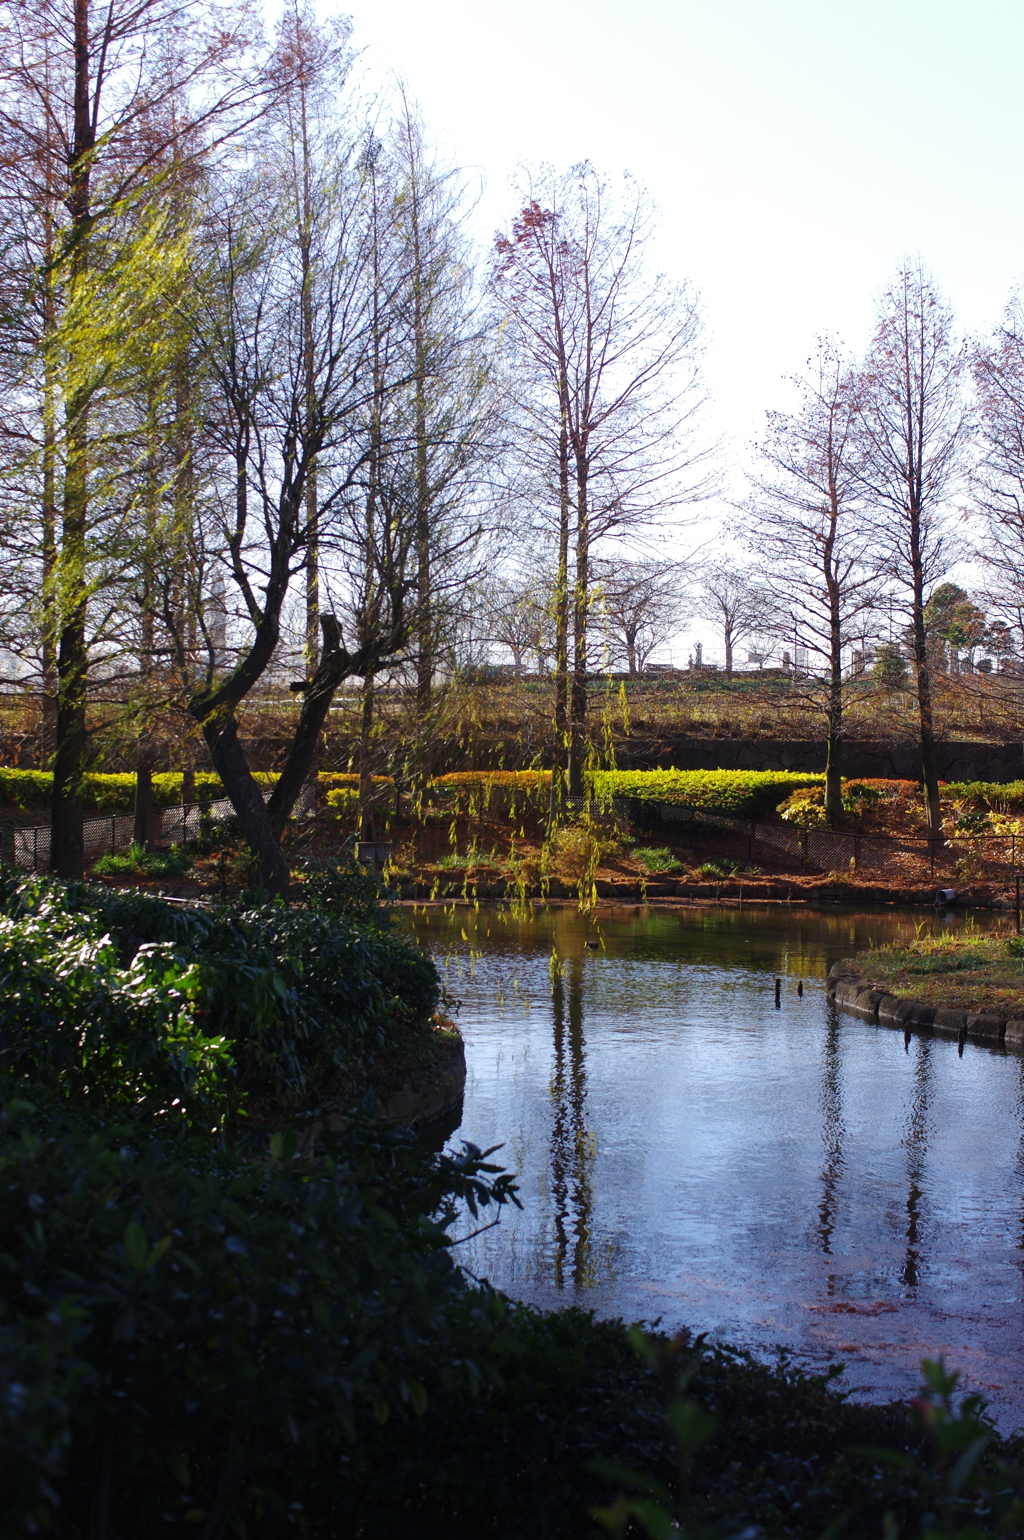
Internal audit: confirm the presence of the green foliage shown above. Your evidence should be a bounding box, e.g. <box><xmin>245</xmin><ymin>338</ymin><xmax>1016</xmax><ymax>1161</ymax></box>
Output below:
<box><xmin>93</xmin><ymin>841</ymin><xmax>192</xmax><ymax>877</ymax></box>
<box><xmin>435</xmin><ymin>851</ymin><xmax>501</xmax><ymax>871</ymax></box>
<box><xmin>0</xmin><ymin>893</ymin><xmax>234</xmax><ymax>1123</ymax></box>
<box><xmin>302</xmin><ymin>853</ymin><xmax>391</xmax><ymax>927</ymax></box>
<box><xmin>694</xmin><ymin>858</ymin><xmax>760</xmax><ymax>878</ymax></box>
<box><xmin>924</xmin><ymin>583</ymin><xmax>987</xmax><ymax>653</ymax></box>
<box><xmin>0</xmin><ymin>768</ymin><xmax>370</xmax><ymax>814</ymax></box>
<box><xmin>778</xmin><ymin>786</ymin><xmax>830</xmax><ymax>827</ymax></box>
<box><xmin>632</xmin><ymin>846</ymin><xmax>683</xmax><ymax>874</ymax></box>
<box><xmin>0</xmin><ymin>1098</ymin><xmax>518</xmax><ymax>1536</ymax></box>
<box><xmin>0</xmin><ymin>768</ymin><xmax>54</xmax><ymax>808</ymax></box>
<box><xmin>944</xmin><ymin>780</ymin><xmax>1024</xmax><ymax>814</ymax></box>
<box><xmin>325</xmin><ymin>785</ymin><xmax>359</xmax><ymax>816</ymax></box>
<box><xmin>587</xmin><ymin>1331</ymin><xmax>1024</xmax><ymax>1540</ymax></box>
<box><xmin>872</xmin><ymin>641</ymin><xmax>910</xmax><ymax>689</ymax></box>
<box><xmin>591</xmin><ymin>768</ymin><xmax>823</xmax><ymax>818</ymax></box>
<box><xmin>427</xmin><ymin>770</ymin><xmax>552</xmax><ymax>819</ymax></box>
<box><xmin>0</xmin><ymin>873</ymin><xmax>439</xmax><ymax>1117</ymax></box>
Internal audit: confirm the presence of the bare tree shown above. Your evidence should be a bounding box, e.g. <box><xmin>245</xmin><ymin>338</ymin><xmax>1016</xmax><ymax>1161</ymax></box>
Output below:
<box><xmin>973</xmin><ymin>295</ymin><xmax>1024</xmax><ymax>660</ymax></box>
<box><xmin>0</xmin><ymin>0</ymin><xmax>270</xmax><ymax>875</ymax></box>
<box><xmin>492</xmin><ymin>163</ymin><xmax>712</xmax><ymax>812</ymax></box>
<box><xmin>488</xmin><ymin>571</ymin><xmax>550</xmax><ymax>678</ymax></box>
<box><xmin>745</xmin><ymin>340</ymin><xmax>880</xmax><ymax>824</ymax></box>
<box><xmin>169</xmin><ymin>110</ymin><xmax>415</xmax><ymax>894</ymax></box>
<box><xmin>593</xmin><ymin>554</ymin><xmax>690</xmax><ymax>676</ymax></box>
<box><xmin>857</xmin><ymin>262</ymin><xmax>969</xmax><ymax>845</ymax></box>
<box><xmin>694</xmin><ymin>559</ymin><xmax>777</xmax><ymax>676</ymax></box>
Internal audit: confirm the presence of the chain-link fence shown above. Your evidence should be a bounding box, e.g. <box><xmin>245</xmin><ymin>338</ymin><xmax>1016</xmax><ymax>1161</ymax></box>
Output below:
<box><xmin>4</xmin><ymin>782</ymin><xmax>320</xmax><ymax>874</ymax></box>
<box><xmin>611</xmin><ymin>797</ymin><xmax>1023</xmax><ymax>882</ymax></box>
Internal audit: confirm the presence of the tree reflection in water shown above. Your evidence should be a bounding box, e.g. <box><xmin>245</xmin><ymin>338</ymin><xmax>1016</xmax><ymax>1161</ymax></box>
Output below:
<box><xmin>816</xmin><ymin>1001</ymin><xmax>846</xmax><ymax>1287</ymax></box>
<box><xmin>901</xmin><ymin>1035</ymin><xmax>932</xmax><ymax>1290</ymax></box>
<box><xmin>548</xmin><ymin>950</ymin><xmax>594</xmax><ymax>1290</ymax></box>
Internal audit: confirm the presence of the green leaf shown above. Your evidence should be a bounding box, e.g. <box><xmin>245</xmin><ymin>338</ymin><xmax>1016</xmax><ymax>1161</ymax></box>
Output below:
<box><xmin>667</xmin><ymin>1397</ymin><xmax>717</xmax><ymax>1451</ymax></box>
<box><xmin>123</xmin><ymin>1221</ymin><xmax>149</xmax><ymax>1271</ymax></box>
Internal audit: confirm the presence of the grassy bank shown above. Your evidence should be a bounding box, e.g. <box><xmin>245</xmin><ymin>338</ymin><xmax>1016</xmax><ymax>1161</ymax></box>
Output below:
<box><xmin>833</xmin><ymin>927</ymin><xmax>1024</xmax><ymax>1016</ymax></box>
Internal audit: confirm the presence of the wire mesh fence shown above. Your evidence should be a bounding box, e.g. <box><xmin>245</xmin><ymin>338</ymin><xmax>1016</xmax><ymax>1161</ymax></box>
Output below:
<box><xmin>4</xmin><ymin>782</ymin><xmax>320</xmax><ymax>875</ymax></box>
<box><xmin>611</xmin><ymin>796</ymin><xmax>1023</xmax><ymax>883</ymax></box>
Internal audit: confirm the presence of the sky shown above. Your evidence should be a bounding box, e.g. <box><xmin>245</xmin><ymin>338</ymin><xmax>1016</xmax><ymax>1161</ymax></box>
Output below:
<box><xmin>343</xmin><ymin>0</ymin><xmax>1024</xmax><ymax>663</ymax></box>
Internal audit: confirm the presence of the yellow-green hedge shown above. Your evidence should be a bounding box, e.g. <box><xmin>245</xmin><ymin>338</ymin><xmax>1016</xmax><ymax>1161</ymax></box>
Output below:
<box><xmin>591</xmin><ymin>769</ymin><xmax>824</xmax><ymax>818</ymax></box>
<box><xmin>0</xmin><ymin>768</ymin><xmax>367</xmax><ymax>813</ymax></box>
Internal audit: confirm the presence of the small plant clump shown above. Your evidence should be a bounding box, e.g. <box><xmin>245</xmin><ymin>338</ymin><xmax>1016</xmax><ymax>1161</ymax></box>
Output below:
<box><xmin>631</xmin><ymin>845</ymin><xmax>684</xmax><ymax>874</ymax></box>
<box><xmin>93</xmin><ymin>841</ymin><xmax>192</xmax><ymax>878</ymax></box>
<box><xmin>694</xmin><ymin>858</ymin><xmax>762</xmax><ymax>878</ymax></box>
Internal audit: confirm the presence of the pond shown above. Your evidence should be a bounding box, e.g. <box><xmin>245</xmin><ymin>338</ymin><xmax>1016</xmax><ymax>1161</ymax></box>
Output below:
<box><xmin>410</xmin><ymin>901</ymin><xmax>1024</xmax><ymax>1429</ymax></box>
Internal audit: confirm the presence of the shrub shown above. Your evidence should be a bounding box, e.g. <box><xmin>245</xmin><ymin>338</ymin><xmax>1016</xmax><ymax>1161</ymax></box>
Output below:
<box><xmin>0</xmin><ymin>768</ymin><xmax>53</xmax><ymax>808</ymax></box>
<box><xmin>0</xmin><ymin>894</ymin><xmax>235</xmax><ymax>1122</ymax></box>
<box><xmin>427</xmin><ymin>771</ymin><xmax>551</xmax><ymax>817</ymax></box>
<box><xmin>591</xmin><ymin>769</ymin><xmax>824</xmax><ymax>819</ymax></box>
<box><xmin>631</xmin><ymin>846</ymin><xmax>683</xmax><ymax>874</ymax></box>
<box><xmin>319</xmin><ymin>772</ymin><xmax>393</xmax><ymax>792</ymax></box>
<box><xmin>944</xmin><ymin>779</ymin><xmax>1024</xmax><ymax>813</ymax></box>
<box><xmin>0</xmin><ymin>1099</ymin><xmax>517</xmax><ymax>1536</ymax></box>
<box><xmin>325</xmin><ymin>786</ymin><xmax>359</xmax><ymax>816</ymax></box>
<box><xmin>549</xmin><ymin>816</ymin><xmax>621</xmax><ymax>887</ymax></box>
<box><xmin>0</xmin><ymin>768</ymin><xmax>376</xmax><ymax>815</ymax></box>
<box><xmin>778</xmin><ymin>787</ymin><xmax>829</xmax><ymax>828</ymax></box>
<box><xmin>0</xmin><ymin>872</ymin><xmax>440</xmax><ymax>1117</ymax></box>
<box><xmin>93</xmin><ymin>841</ymin><xmax>192</xmax><ymax>877</ymax></box>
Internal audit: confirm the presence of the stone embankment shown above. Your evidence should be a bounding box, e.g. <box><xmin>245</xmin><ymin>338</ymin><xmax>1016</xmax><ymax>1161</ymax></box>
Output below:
<box><xmin>826</xmin><ymin>962</ymin><xmax>1024</xmax><ymax>1047</ymax></box>
<box><xmin>399</xmin><ymin>878</ymin><xmax>995</xmax><ymax>906</ymax></box>
<box><xmin>377</xmin><ymin>1030</ymin><xmax>467</xmax><ymax>1129</ymax></box>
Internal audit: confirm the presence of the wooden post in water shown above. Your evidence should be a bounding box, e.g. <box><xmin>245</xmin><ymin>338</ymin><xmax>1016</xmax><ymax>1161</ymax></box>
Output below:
<box><xmin>774</xmin><ymin>977</ymin><xmax>781</xmax><ymax>1008</ymax></box>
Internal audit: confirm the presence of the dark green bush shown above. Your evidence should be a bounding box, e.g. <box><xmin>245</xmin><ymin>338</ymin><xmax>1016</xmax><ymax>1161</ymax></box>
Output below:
<box><xmin>0</xmin><ymin>873</ymin><xmax>440</xmax><ymax>1118</ymax></box>
<box><xmin>0</xmin><ymin>1099</ymin><xmax>517</xmax><ymax>1536</ymax></box>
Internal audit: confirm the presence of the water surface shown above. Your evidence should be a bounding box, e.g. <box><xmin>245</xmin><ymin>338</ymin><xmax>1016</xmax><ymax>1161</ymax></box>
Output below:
<box><xmin>411</xmin><ymin>903</ymin><xmax>1024</xmax><ymax>1428</ymax></box>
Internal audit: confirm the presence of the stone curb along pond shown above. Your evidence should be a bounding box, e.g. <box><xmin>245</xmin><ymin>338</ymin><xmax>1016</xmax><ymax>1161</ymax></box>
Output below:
<box><xmin>826</xmin><ymin>961</ymin><xmax>1024</xmax><ymax>1046</ymax></box>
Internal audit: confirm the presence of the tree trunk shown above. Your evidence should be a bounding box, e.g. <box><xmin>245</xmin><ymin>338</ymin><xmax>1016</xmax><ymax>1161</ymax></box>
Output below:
<box><xmin>200</xmin><ymin>713</ymin><xmax>290</xmax><ymax>894</ymax></box>
<box><xmin>566</xmin><ymin>455</ymin><xmax>589</xmax><ymax>800</ymax></box>
<box><xmin>50</xmin><ymin>0</ymin><xmax>94</xmax><ymax>878</ymax></box>
<box><xmin>549</xmin><ymin>418</ymin><xmax>571</xmax><ymax>830</ymax></box>
<box><xmin>824</xmin><ymin>643</ymin><xmax>843</xmax><ymax>829</ymax></box>
<box><xmin>51</xmin><ymin>390</ymin><xmax>89</xmax><ymax>877</ymax></box>
<box><xmin>357</xmin><ymin>675</ymin><xmax>376</xmax><ymax>843</ymax></box>
<box><xmin>133</xmin><ymin>746</ymin><xmax>155</xmax><ymax>851</ymax></box>
<box><xmin>302</xmin><ymin>470</ymin><xmax>321</xmax><ymax>816</ymax></box>
<box><xmin>824</xmin><ymin>536</ymin><xmax>843</xmax><ymax>829</ymax></box>
<box><xmin>724</xmin><ymin>631</ymin><xmax>733</xmax><ymax>677</ymax></box>
<box><xmin>41</xmin><ymin>263</ymin><xmax>58</xmax><ymax>764</ymax></box>
<box><xmin>51</xmin><ymin>595</ymin><xmax>87</xmax><ymax>878</ymax></box>
<box><xmin>909</xmin><ymin>518</ymin><xmax>943</xmax><ymax>845</ymax></box>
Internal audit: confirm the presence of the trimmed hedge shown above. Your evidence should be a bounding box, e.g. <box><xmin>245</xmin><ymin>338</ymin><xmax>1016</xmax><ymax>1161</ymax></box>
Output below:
<box><xmin>427</xmin><ymin>771</ymin><xmax>551</xmax><ymax>815</ymax></box>
<box><xmin>0</xmin><ymin>769</ymin><xmax>390</xmax><ymax>814</ymax></box>
<box><xmin>425</xmin><ymin>770</ymin><xmax>827</xmax><ymax>820</ymax></box>
<box><xmin>591</xmin><ymin>768</ymin><xmax>825</xmax><ymax>818</ymax></box>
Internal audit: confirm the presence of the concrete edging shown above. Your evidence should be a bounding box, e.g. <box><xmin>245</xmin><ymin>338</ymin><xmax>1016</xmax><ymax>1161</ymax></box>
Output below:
<box><xmin>826</xmin><ymin>963</ymin><xmax>1024</xmax><ymax>1047</ymax></box>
